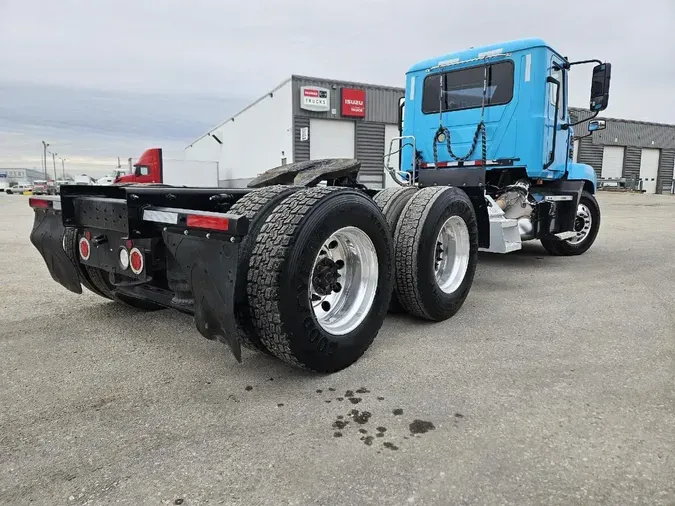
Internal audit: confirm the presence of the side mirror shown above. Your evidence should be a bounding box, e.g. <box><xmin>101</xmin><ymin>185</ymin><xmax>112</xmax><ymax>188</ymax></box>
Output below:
<box><xmin>590</xmin><ymin>63</ymin><xmax>611</xmax><ymax>111</ymax></box>
<box><xmin>588</xmin><ymin>119</ymin><xmax>606</xmax><ymax>132</ymax></box>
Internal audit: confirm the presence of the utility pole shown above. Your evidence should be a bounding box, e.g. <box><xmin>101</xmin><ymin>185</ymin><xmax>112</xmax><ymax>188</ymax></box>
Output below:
<box><xmin>59</xmin><ymin>157</ymin><xmax>66</xmax><ymax>179</ymax></box>
<box><xmin>50</xmin><ymin>152</ymin><xmax>58</xmax><ymax>180</ymax></box>
<box><xmin>41</xmin><ymin>141</ymin><xmax>49</xmax><ymax>178</ymax></box>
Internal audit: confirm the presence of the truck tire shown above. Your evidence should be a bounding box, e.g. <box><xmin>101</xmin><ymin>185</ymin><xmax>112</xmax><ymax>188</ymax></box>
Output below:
<box><xmin>247</xmin><ymin>186</ymin><xmax>393</xmax><ymax>373</ymax></box>
<box><xmin>394</xmin><ymin>186</ymin><xmax>478</xmax><ymax>321</ymax></box>
<box><xmin>373</xmin><ymin>186</ymin><xmax>417</xmax><ymax>313</ymax></box>
<box><xmin>541</xmin><ymin>191</ymin><xmax>601</xmax><ymax>256</ymax></box>
<box><xmin>84</xmin><ymin>265</ymin><xmax>164</xmax><ymax>311</ymax></box>
<box><xmin>227</xmin><ymin>185</ymin><xmax>300</xmax><ymax>352</ymax></box>
<box><xmin>61</xmin><ymin>227</ymin><xmax>112</xmax><ymax>300</ymax></box>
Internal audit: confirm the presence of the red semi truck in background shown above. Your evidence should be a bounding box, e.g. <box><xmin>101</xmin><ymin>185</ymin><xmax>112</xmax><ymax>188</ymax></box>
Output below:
<box><xmin>115</xmin><ymin>148</ymin><xmax>220</xmax><ymax>187</ymax></box>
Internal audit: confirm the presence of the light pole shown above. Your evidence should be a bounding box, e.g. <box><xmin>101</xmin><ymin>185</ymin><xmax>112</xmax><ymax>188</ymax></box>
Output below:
<box><xmin>41</xmin><ymin>141</ymin><xmax>49</xmax><ymax>178</ymax></box>
<box><xmin>49</xmin><ymin>151</ymin><xmax>58</xmax><ymax>180</ymax></box>
<box><xmin>59</xmin><ymin>157</ymin><xmax>67</xmax><ymax>179</ymax></box>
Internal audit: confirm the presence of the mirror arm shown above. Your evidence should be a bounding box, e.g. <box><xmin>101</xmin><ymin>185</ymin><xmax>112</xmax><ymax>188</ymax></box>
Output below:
<box><xmin>573</xmin><ymin>132</ymin><xmax>593</xmax><ymax>141</ymax></box>
<box><xmin>562</xmin><ymin>110</ymin><xmax>599</xmax><ymax>130</ymax></box>
<box><xmin>557</xmin><ymin>58</ymin><xmax>604</xmax><ymax>70</ymax></box>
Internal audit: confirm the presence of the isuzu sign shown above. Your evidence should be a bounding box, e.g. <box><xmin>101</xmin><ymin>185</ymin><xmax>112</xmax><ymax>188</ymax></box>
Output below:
<box><xmin>341</xmin><ymin>88</ymin><xmax>366</xmax><ymax>117</ymax></box>
<box><xmin>300</xmin><ymin>86</ymin><xmax>330</xmax><ymax>112</ymax></box>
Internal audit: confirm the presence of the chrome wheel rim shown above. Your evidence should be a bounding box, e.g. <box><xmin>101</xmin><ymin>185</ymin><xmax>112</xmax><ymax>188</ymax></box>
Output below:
<box><xmin>568</xmin><ymin>204</ymin><xmax>592</xmax><ymax>245</ymax></box>
<box><xmin>309</xmin><ymin>226</ymin><xmax>379</xmax><ymax>336</ymax></box>
<box><xmin>434</xmin><ymin>216</ymin><xmax>470</xmax><ymax>294</ymax></box>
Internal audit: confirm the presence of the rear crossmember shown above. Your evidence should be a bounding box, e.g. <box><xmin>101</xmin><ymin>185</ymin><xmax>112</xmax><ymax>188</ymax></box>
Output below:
<box><xmin>29</xmin><ymin>188</ymin><xmax>251</xmax><ymax>361</ymax></box>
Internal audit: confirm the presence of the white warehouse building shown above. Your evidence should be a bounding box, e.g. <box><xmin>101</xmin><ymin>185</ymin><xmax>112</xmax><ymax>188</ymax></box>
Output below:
<box><xmin>185</xmin><ymin>75</ymin><xmax>405</xmax><ymax>189</ymax></box>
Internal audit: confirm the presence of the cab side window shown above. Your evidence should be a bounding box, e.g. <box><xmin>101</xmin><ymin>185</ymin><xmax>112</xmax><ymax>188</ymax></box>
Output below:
<box><xmin>550</xmin><ymin>62</ymin><xmax>565</xmax><ymax>120</ymax></box>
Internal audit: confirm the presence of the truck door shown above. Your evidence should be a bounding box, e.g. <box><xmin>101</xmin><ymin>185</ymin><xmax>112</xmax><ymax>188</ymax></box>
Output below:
<box><xmin>133</xmin><ymin>165</ymin><xmax>156</xmax><ymax>184</ymax></box>
<box><xmin>544</xmin><ymin>55</ymin><xmax>569</xmax><ymax>176</ymax></box>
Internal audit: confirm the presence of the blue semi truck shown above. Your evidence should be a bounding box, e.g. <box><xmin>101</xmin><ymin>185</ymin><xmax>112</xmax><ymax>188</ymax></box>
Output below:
<box><xmin>28</xmin><ymin>38</ymin><xmax>610</xmax><ymax>372</ymax></box>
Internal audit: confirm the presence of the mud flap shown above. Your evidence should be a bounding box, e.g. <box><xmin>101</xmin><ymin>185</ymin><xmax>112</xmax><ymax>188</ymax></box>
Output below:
<box><xmin>29</xmin><ymin>210</ymin><xmax>83</xmax><ymax>294</ymax></box>
<box><xmin>163</xmin><ymin>230</ymin><xmax>242</xmax><ymax>362</ymax></box>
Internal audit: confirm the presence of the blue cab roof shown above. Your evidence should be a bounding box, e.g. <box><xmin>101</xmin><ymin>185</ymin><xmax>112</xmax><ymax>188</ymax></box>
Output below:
<box><xmin>407</xmin><ymin>38</ymin><xmax>557</xmax><ymax>73</ymax></box>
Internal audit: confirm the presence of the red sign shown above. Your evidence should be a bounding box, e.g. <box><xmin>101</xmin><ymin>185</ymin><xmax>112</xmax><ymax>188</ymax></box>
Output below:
<box><xmin>341</xmin><ymin>88</ymin><xmax>366</xmax><ymax>117</ymax></box>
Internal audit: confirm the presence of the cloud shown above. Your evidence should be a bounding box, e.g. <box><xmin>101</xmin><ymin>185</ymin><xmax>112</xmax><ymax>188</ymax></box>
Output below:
<box><xmin>1</xmin><ymin>0</ymin><xmax>673</xmax><ymax>175</ymax></box>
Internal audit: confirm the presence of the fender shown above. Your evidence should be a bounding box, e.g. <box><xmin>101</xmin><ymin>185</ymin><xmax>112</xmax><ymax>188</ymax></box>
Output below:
<box><xmin>566</xmin><ymin>162</ymin><xmax>597</xmax><ymax>193</ymax></box>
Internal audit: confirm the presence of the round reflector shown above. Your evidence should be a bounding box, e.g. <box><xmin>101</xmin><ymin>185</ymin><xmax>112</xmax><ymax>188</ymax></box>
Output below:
<box><xmin>119</xmin><ymin>248</ymin><xmax>130</xmax><ymax>270</ymax></box>
<box><xmin>79</xmin><ymin>237</ymin><xmax>90</xmax><ymax>260</ymax></box>
<box><xmin>129</xmin><ymin>247</ymin><xmax>144</xmax><ymax>274</ymax></box>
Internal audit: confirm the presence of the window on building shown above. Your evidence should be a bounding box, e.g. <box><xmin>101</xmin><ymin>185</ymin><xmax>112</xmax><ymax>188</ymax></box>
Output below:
<box><xmin>422</xmin><ymin>60</ymin><xmax>514</xmax><ymax>114</ymax></box>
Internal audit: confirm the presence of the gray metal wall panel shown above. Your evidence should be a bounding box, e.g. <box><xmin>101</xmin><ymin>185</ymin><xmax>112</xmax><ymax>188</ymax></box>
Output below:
<box><xmin>292</xmin><ymin>76</ymin><xmax>404</xmax><ymax>124</ymax></box>
<box><xmin>658</xmin><ymin>148</ymin><xmax>675</xmax><ymax>194</ymax></box>
<box><xmin>570</xmin><ymin>107</ymin><xmax>675</xmax><ymax>150</ymax></box>
<box><xmin>622</xmin><ymin>147</ymin><xmax>641</xmax><ymax>182</ymax></box>
<box><xmin>293</xmin><ymin>116</ymin><xmax>310</xmax><ymax>162</ymax></box>
<box><xmin>576</xmin><ymin>137</ymin><xmax>603</xmax><ymax>177</ymax></box>
<box><xmin>355</xmin><ymin>122</ymin><xmax>385</xmax><ymax>188</ymax></box>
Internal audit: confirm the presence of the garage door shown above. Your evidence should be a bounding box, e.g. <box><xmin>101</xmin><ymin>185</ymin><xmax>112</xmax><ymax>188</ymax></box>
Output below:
<box><xmin>639</xmin><ymin>148</ymin><xmax>660</xmax><ymax>194</ymax></box>
<box><xmin>383</xmin><ymin>124</ymin><xmax>401</xmax><ymax>188</ymax></box>
<box><xmin>309</xmin><ymin>119</ymin><xmax>355</xmax><ymax>160</ymax></box>
<box><xmin>601</xmin><ymin>146</ymin><xmax>624</xmax><ymax>179</ymax></box>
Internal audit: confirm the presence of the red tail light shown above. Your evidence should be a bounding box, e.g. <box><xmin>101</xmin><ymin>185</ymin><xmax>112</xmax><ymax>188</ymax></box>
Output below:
<box><xmin>79</xmin><ymin>237</ymin><xmax>90</xmax><ymax>260</ymax></box>
<box><xmin>186</xmin><ymin>214</ymin><xmax>229</xmax><ymax>231</ymax></box>
<box><xmin>129</xmin><ymin>247</ymin><xmax>144</xmax><ymax>274</ymax></box>
<box><xmin>28</xmin><ymin>198</ymin><xmax>50</xmax><ymax>209</ymax></box>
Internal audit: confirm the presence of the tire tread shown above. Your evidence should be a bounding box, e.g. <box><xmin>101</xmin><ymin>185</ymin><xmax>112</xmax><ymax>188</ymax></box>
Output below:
<box><xmin>227</xmin><ymin>185</ymin><xmax>299</xmax><ymax>351</ymax></box>
<box><xmin>247</xmin><ymin>186</ymin><xmax>345</xmax><ymax>368</ymax></box>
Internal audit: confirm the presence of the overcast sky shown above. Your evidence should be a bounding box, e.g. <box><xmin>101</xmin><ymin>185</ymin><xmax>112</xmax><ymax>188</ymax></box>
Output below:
<box><xmin>1</xmin><ymin>0</ymin><xmax>673</xmax><ymax>176</ymax></box>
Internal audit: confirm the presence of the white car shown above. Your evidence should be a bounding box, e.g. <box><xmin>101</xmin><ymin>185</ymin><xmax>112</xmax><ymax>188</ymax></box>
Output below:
<box><xmin>0</xmin><ymin>181</ymin><xmax>9</xmax><ymax>192</ymax></box>
<box><xmin>6</xmin><ymin>183</ymin><xmax>34</xmax><ymax>195</ymax></box>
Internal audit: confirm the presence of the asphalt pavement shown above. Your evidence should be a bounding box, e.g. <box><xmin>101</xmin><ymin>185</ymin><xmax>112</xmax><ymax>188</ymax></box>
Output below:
<box><xmin>1</xmin><ymin>191</ymin><xmax>674</xmax><ymax>506</ymax></box>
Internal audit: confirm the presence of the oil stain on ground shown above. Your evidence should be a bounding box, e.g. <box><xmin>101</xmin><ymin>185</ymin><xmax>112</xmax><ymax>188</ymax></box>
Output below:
<box><xmin>350</xmin><ymin>410</ymin><xmax>372</xmax><ymax>424</ymax></box>
<box><xmin>409</xmin><ymin>419</ymin><xmax>435</xmax><ymax>434</ymax></box>
<box><xmin>323</xmin><ymin>387</ymin><xmax>437</xmax><ymax>451</ymax></box>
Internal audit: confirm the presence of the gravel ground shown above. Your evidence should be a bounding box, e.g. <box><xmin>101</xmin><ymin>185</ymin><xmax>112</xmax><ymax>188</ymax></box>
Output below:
<box><xmin>1</xmin><ymin>191</ymin><xmax>674</xmax><ymax>506</ymax></box>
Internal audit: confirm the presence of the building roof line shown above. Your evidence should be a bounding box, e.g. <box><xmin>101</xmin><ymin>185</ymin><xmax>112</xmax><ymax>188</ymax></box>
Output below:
<box><xmin>290</xmin><ymin>74</ymin><xmax>405</xmax><ymax>93</ymax></box>
<box><xmin>186</xmin><ymin>77</ymin><xmax>293</xmax><ymax>148</ymax></box>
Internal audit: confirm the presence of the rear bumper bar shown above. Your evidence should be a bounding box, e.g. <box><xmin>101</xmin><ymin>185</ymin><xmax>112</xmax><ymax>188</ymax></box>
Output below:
<box><xmin>29</xmin><ymin>195</ymin><xmax>250</xmax><ymax>362</ymax></box>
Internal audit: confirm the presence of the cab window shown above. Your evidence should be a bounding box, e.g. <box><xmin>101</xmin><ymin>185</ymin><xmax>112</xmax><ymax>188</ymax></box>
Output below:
<box><xmin>422</xmin><ymin>60</ymin><xmax>514</xmax><ymax>114</ymax></box>
<box><xmin>550</xmin><ymin>62</ymin><xmax>565</xmax><ymax>120</ymax></box>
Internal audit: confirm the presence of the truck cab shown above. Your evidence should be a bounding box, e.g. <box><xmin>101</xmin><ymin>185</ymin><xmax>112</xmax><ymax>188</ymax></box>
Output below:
<box><xmin>115</xmin><ymin>148</ymin><xmax>162</xmax><ymax>184</ymax></box>
<box><xmin>392</xmin><ymin>38</ymin><xmax>611</xmax><ymax>255</ymax></box>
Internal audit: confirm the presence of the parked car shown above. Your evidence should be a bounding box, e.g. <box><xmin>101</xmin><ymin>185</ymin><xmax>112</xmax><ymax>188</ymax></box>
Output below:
<box><xmin>6</xmin><ymin>183</ymin><xmax>33</xmax><ymax>195</ymax></box>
